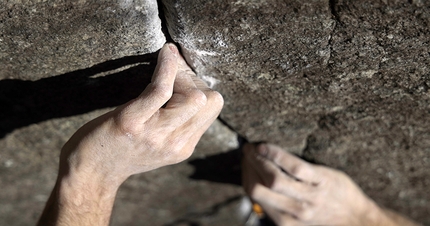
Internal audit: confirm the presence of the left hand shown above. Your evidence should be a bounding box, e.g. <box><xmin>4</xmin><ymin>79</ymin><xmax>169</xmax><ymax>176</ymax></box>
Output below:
<box><xmin>242</xmin><ymin>143</ymin><xmax>390</xmax><ymax>226</ymax></box>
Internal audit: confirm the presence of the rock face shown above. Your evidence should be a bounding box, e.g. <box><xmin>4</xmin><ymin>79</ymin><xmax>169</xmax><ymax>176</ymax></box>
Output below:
<box><xmin>0</xmin><ymin>0</ymin><xmax>165</xmax><ymax>80</ymax></box>
<box><xmin>163</xmin><ymin>0</ymin><xmax>430</xmax><ymax>223</ymax></box>
<box><xmin>1</xmin><ymin>0</ymin><xmax>430</xmax><ymax>225</ymax></box>
<box><xmin>162</xmin><ymin>0</ymin><xmax>337</xmax><ymax>154</ymax></box>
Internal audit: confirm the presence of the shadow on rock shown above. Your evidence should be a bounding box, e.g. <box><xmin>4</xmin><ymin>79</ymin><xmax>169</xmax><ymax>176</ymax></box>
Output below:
<box><xmin>0</xmin><ymin>52</ymin><xmax>158</xmax><ymax>138</ymax></box>
<box><xmin>188</xmin><ymin>149</ymin><xmax>242</xmax><ymax>186</ymax></box>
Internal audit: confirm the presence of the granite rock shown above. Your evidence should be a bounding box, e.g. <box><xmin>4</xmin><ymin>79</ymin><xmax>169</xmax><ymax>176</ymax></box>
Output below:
<box><xmin>0</xmin><ymin>0</ymin><xmax>165</xmax><ymax>81</ymax></box>
<box><xmin>163</xmin><ymin>0</ymin><xmax>335</xmax><ymax>154</ymax></box>
<box><xmin>1</xmin><ymin>0</ymin><xmax>430</xmax><ymax>224</ymax></box>
<box><xmin>162</xmin><ymin>0</ymin><xmax>430</xmax><ymax>223</ymax></box>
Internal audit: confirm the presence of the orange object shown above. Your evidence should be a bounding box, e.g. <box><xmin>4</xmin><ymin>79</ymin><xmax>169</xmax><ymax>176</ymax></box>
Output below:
<box><xmin>252</xmin><ymin>203</ymin><xmax>264</xmax><ymax>217</ymax></box>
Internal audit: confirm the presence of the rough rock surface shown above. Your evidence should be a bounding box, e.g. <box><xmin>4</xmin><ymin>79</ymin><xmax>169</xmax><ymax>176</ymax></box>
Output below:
<box><xmin>0</xmin><ymin>0</ymin><xmax>165</xmax><ymax>80</ymax></box>
<box><xmin>162</xmin><ymin>0</ymin><xmax>430</xmax><ymax>223</ymax></box>
<box><xmin>2</xmin><ymin>0</ymin><xmax>430</xmax><ymax>225</ymax></box>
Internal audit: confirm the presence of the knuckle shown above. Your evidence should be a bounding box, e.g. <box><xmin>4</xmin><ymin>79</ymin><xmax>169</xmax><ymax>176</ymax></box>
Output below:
<box><xmin>114</xmin><ymin>107</ymin><xmax>140</xmax><ymax>135</ymax></box>
<box><xmin>188</xmin><ymin>89</ymin><xmax>207</xmax><ymax>106</ymax></box>
<box><xmin>165</xmin><ymin>137</ymin><xmax>192</xmax><ymax>163</ymax></box>
<box><xmin>296</xmin><ymin>205</ymin><xmax>313</xmax><ymax>221</ymax></box>
<box><xmin>268</xmin><ymin>174</ymin><xmax>283</xmax><ymax>191</ymax></box>
<box><xmin>289</xmin><ymin>164</ymin><xmax>304</xmax><ymax>178</ymax></box>
<box><xmin>206</xmin><ymin>90</ymin><xmax>224</xmax><ymax>108</ymax></box>
<box><xmin>115</xmin><ymin>118</ymin><xmax>140</xmax><ymax>135</ymax></box>
<box><xmin>270</xmin><ymin>150</ymin><xmax>282</xmax><ymax>163</ymax></box>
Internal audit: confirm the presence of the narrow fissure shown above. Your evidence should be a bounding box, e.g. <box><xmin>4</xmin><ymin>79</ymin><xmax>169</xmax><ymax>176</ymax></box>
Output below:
<box><xmin>329</xmin><ymin>0</ymin><xmax>341</xmax><ymax>24</ymax></box>
<box><xmin>155</xmin><ymin>0</ymin><xmax>245</xmax><ymax>141</ymax></box>
<box><xmin>156</xmin><ymin>0</ymin><xmax>174</xmax><ymax>43</ymax></box>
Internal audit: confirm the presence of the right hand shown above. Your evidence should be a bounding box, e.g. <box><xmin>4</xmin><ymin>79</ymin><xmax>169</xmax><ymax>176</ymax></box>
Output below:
<box><xmin>59</xmin><ymin>43</ymin><xmax>224</xmax><ymax>189</ymax></box>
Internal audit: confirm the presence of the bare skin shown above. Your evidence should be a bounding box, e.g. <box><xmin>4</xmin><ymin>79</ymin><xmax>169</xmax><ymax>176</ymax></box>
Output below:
<box><xmin>37</xmin><ymin>43</ymin><xmax>224</xmax><ymax>226</ymax></box>
<box><xmin>242</xmin><ymin>143</ymin><xmax>422</xmax><ymax>226</ymax></box>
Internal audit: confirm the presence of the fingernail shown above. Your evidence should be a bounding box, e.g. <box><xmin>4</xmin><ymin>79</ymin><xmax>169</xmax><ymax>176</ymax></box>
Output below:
<box><xmin>168</xmin><ymin>44</ymin><xmax>178</xmax><ymax>57</ymax></box>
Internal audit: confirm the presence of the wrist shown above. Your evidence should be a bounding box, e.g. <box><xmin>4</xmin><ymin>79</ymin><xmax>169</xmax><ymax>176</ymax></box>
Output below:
<box><xmin>58</xmin><ymin>143</ymin><xmax>129</xmax><ymax>192</ymax></box>
<box><xmin>360</xmin><ymin>200</ymin><xmax>397</xmax><ymax>226</ymax></box>
<box><xmin>51</xmin><ymin>171</ymin><xmax>120</xmax><ymax>225</ymax></box>
<box><xmin>56</xmin><ymin>171</ymin><xmax>120</xmax><ymax>204</ymax></box>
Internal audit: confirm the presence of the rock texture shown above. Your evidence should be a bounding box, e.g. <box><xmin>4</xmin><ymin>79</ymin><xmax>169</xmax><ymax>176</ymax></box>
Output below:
<box><xmin>1</xmin><ymin>0</ymin><xmax>430</xmax><ymax>225</ymax></box>
<box><xmin>0</xmin><ymin>0</ymin><xmax>165</xmax><ymax>80</ymax></box>
<box><xmin>162</xmin><ymin>0</ymin><xmax>430</xmax><ymax>224</ymax></box>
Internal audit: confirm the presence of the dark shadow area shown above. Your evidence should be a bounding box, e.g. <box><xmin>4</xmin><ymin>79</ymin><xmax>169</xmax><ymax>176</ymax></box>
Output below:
<box><xmin>188</xmin><ymin>148</ymin><xmax>242</xmax><ymax>186</ymax></box>
<box><xmin>0</xmin><ymin>52</ymin><xmax>159</xmax><ymax>138</ymax></box>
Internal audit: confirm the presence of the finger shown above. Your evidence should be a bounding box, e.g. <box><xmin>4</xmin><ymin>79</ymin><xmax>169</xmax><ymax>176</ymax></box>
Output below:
<box><xmin>153</xmin><ymin>76</ymin><xmax>223</xmax><ymax>163</ymax></box>
<box><xmin>139</xmin><ymin>43</ymin><xmax>178</xmax><ymax>109</ymax></box>
<box><xmin>173</xmin><ymin>76</ymin><xmax>224</xmax><ymax>141</ymax></box>
<box><xmin>243</xmin><ymin>153</ymin><xmax>311</xmax><ymax>223</ymax></box>
<box><xmin>151</xmin><ymin>43</ymin><xmax>179</xmax><ymax>85</ymax></box>
<box><xmin>169</xmin><ymin>94</ymin><xmax>222</xmax><ymax>160</ymax></box>
<box><xmin>249</xmin><ymin>181</ymin><xmax>310</xmax><ymax>221</ymax></box>
<box><xmin>242</xmin><ymin>146</ymin><xmax>264</xmax><ymax>195</ymax></box>
<box><xmin>243</xmin><ymin>144</ymin><xmax>314</xmax><ymax>200</ymax></box>
<box><xmin>191</xmin><ymin>73</ymin><xmax>211</xmax><ymax>90</ymax></box>
<box><xmin>114</xmin><ymin>43</ymin><xmax>179</xmax><ymax>129</ymax></box>
<box><xmin>258</xmin><ymin>143</ymin><xmax>319</xmax><ymax>184</ymax></box>
<box><xmin>258</xmin><ymin>202</ymin><xmax>304</xmax><ymax>226</ymax></box>
<box><xmin>242</xmin><ymin>157</ymin><xmax>305</xmax><ymax>225</ymax></box>
<box><xmin>159</xmin><ymin>60</ymin><xmax>207</xmax><ymax>129</ymax></box>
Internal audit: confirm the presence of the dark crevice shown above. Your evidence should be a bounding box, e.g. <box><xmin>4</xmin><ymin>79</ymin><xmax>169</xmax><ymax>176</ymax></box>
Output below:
<box><xmin>156</xmin><ymin>0</ymin><xmax>244</xmax><ymax>140</ymax></box>
<box><xmin>188</xmin><ymin>148</ymin><xmax>242</xmax><ymax>186</ymax></box>
<box><xmin>217</xmin><ymin>116</ymin><xmax>247</xmax><ymax>141</ymax></box>
<box><xmin>157</xmin><ymin>0</ymin><xmax>174</xmax><ymax>43</ymax></box>
<box><xmin>329</xmin><ymin>0</ymin><xmax>341</xmax><ymax>24</ymax></box>
<box><xmin>326</xmin><ymin>0</ymin><xmax>340</xmax><ymax>71</ymax></box>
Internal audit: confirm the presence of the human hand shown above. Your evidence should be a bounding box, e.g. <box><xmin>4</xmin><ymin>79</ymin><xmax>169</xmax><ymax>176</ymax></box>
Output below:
<box><xmin>242</xmin><ymin>143</ymin><xmax>401</xmax><ymax>226</ymax></box>
<box><xmin>37</xmin><ymin>43</ymin><xmax>224</xmax><ymax>226</ymax></box>
<box><xmin>60</xmin><ymin>43</ymin><xmax>224</xmax><ymax>188</ymax></box>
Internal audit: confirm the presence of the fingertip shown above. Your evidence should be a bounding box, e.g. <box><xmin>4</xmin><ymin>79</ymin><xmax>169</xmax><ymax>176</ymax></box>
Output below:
<box><xmin>152</xmin><ymin>44</ymin><xmax>180</xmax><ymax>85</ymax></box>
<box><xmin>166</xmin><ymin>43</ymin><xmax>179</xmax><ymax>57</ymax></box>
<box><xmin>157</xmin><ymin>43</ymin><xmax>178</xmax><ymax>65</ymax></box>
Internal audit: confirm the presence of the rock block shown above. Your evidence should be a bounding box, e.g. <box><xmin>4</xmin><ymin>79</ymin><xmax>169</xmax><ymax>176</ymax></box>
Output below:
<box><xmin>163</xmin><ymin>0</ymin><xmax>335</xmax><ymax>154</ymax></box>
<box><xmin>0</xmin><ymin>0</ymin><xmax>165</xmax><ymax>80</ymax></box>
<box><xmin>162</xmin><ymin>0</ymin><xmax>430</xmax><ymax>223</ymax></box>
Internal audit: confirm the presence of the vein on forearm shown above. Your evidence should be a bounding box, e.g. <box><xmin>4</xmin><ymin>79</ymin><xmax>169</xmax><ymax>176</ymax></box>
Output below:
<box><xmin>38</xmin><ymin>175</ymin><xmax>118</xmax><ymax>226</ymax></box>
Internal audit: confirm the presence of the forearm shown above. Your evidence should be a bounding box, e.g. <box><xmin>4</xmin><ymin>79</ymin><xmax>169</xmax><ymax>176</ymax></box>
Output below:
<box><xmin>382</xmin><ymin>208</ymin><xmax>422</xmax><ymax>226</ymax></box>
<box><xmin>364</xmin><ymin>201</ymin><xmax>422</xmax><ymax>226</ymax></box>
<box><xmin>38</xmin><ymin>172</ymin><xmax>120</xmax><ymax>226</ymax></box>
